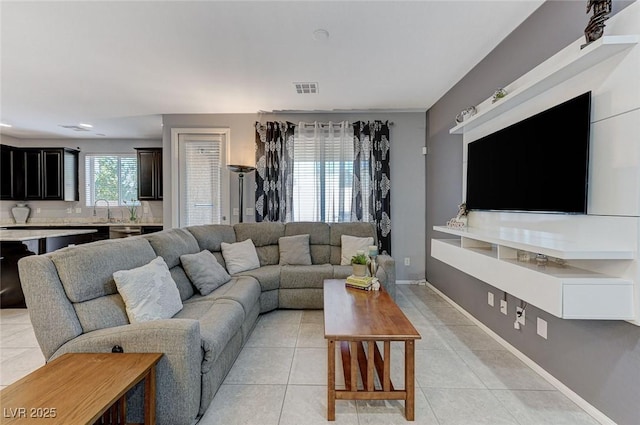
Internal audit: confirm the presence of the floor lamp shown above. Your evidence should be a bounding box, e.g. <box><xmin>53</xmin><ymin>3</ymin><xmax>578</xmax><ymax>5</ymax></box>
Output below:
<box><xmin>228</xmin><ymin>165</ymin><xmax>256</xmax><ymax>223</ymax></box>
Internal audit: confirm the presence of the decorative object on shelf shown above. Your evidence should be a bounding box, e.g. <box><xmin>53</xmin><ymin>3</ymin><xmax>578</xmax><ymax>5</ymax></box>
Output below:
<box><xmin>582</xmin><ymin>0</ymin><xmax>612</xmax><ymax>49</ymax></box>
<box><xmin>492</xmin><ymin>88</ymin><xmax>507</xmax><ymax>103</ymax></box>
<box><xmin>351</xmin><ymin>252</ymin><xmax>369</xmax><ymax>277</ymax></box>
<box><xmin>123</xmin><ymin>199</ymin><xmax>138</xmax><ymax>223</ymax></box>
<box><xmin>11</xmin><ymin>202</ymin><xmax>30</xmax><ymax>224</ymax></box>
<box><xmin>368</xmin><ymin>245</ymin><xmax>379</xmax><ymax>277</ymax></box>
<box><xmin>228</xmin><ymin>164</ymin><xmax>256</xmax><ymax>223</ymax></box>
<box><xmin>455</xmin><ymin>106</ymin><xmax>477</xmax><ymax>124</ymax></box>
<box><xmin>535</xmin><ymin>253</ymin><xmax>548</xmax><ymax>266</ymax></box>
<box><xmin>371</xmin><ymin>279</ymin><xmax>381</xmax><ymax>291</ymax></box>
<box><xmin>517</xmin><ymin>250</ymin><xmax>531</xmax><ymax>262</ymax></box>
<box><xmin>446</xmin><ymin>202</ymin><xmax>468</xmax><ymax>229</ymax></box>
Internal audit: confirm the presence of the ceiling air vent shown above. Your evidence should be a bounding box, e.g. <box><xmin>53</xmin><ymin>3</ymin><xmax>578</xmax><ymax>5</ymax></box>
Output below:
<box><xmin>59</xmin><ymin>125</ymin><xmax>90</xmax><ymax>132</ymax></box>
<box><xmin>294</xmin><ymin>82</ymin><xmax>318</xmax><ymax>94</ymax></box>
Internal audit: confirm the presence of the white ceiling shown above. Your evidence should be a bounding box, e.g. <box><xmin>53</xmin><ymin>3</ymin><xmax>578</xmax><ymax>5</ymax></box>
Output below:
<box><xmin>0</xmin><ymin>0</ymin><xmax>543</xmax><ymax>140</ymax></box>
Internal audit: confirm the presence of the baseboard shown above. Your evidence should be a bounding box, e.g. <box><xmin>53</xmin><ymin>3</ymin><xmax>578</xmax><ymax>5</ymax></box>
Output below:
<box><xmin>424</xmin><ymin>282</ymin><xmax>617</xmax><ymax>425</ymax></box>
<box><xmin>396</xmin><ymin>280</ymin><xmax>413</xmax><ymax>285</ymax></box>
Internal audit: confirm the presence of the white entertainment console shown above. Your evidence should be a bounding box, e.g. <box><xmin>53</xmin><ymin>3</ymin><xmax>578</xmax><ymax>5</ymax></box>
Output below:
<box><xmin>432</xmin><ymin>10</ymin><xmax>640</xmax><ymax>323</ymax></box>
<box><xmin>432</xmin><ymin>225</ymin><xmax>634</xmax><ymax>319</ymax></box>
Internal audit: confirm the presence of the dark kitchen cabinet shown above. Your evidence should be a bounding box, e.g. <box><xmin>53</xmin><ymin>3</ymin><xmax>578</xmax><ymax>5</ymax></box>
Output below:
<box><xmin>136</xmin><ymin>148</ymin><xmax>163</xmax><ymax>200</ymax></box>
<box><xmin>0</xmin><ymin>145</ymin><xmax>79</xmax><ymax>201</ymax></box>
<box><xmin>0</xmin><ymin>145</ymin><xmax>15</xmax><ymax>199</ymax></box>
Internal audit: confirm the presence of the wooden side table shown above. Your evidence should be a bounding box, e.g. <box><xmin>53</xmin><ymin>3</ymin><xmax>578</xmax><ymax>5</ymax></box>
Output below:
<box><xmin>0</xmin><ymin>352</ymin><xmax>163</xmax><ymax>424</ymax></box>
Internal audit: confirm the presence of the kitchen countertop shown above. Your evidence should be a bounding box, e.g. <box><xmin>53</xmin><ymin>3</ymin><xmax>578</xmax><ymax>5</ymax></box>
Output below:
<box><xmin>0</xmin><ymin>228</ymin><xmax>98</xmax><ymax>242</ymax></box>
<box><xmin>0</xmin><ymin>222</ymin><xmax>162</xmax><ymax>228</ymax></box>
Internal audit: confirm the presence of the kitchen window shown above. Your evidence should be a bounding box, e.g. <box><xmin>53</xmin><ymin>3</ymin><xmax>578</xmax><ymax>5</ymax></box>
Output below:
<box><xmin>85</xmin><ymin>154</ymin><xmax>138</xmax><ymax>207</ymax></box>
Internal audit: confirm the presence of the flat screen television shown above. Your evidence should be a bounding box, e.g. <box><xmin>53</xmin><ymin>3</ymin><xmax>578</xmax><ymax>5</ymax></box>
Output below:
<box><xmin>465</xmin><ymin>91</ymin><xmax>591</xmax><ymax>214</ymax></box>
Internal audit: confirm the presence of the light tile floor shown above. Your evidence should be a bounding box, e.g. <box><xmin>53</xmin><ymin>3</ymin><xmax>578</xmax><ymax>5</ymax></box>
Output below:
<box><xmin>0</xmin><ymin>285</ymin><xmax>600</xmax><ymax>425</ymax></box>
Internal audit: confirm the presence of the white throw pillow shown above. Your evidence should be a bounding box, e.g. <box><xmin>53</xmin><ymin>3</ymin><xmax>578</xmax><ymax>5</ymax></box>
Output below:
<box><xmin>341</xmin><ymin>235</ymin><xmax>375</xmax><ymax>265</ymax></box>
<box><xmin>113</xmin><ymin>256</ymin><xmax>183</xmax><ymax>323</ymax></box>
<box><xmin>220</xmin><ymin>239</ymin><xmax>261</xmax><ymax>274</ymax></box>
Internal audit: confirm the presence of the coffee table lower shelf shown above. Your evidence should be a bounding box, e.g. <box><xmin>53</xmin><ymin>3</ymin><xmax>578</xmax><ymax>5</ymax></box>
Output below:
<box><xmin>327</xmin><ymin>339</ymin><xmax>416</xmax><ymax>421</ymax></box>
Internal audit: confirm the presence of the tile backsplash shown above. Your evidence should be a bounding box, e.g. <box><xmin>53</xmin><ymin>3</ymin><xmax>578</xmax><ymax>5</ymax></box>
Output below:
<box><xmin>0</xmin><ymin>200</ymin><xmax>163</xmax><ymax>225</ymax></box>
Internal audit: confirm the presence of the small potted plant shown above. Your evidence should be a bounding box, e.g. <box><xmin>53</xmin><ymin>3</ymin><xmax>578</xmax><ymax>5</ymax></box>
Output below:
<box><xmin>123</xmin><ymin>199</ymin><xmax>139</xmax><ymax>223</ymax></box>
<box><xmin>351</xmin><ymin>253</ymin><xmax>369</xmax><ymax>277</ymax></box>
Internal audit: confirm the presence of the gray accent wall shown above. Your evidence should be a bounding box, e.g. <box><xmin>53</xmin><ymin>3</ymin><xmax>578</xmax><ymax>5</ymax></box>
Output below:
<box><xmin>425</xmin><ymin>1</ymin><xmax>639</xmax><ymax>425</ymax></box>
<box><xmin>162</xmin><ymin>111</ymin><xmax>425</xmax><ymax>281</ymax></box>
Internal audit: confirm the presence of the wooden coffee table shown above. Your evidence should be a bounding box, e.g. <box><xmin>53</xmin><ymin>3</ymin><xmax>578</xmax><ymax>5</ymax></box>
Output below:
<box><xmin>0</xmin><ymin>352</ymin><xmax>163</xmax><ymax>424</ymax></box>
<box><xmin>324</xmin><ymin>279</ymin><xmax>421</xmax><ymax>421</ymax></box>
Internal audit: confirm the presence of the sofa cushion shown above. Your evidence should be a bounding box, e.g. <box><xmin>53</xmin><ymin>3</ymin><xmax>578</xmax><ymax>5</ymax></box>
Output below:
<box><xmin>278</xmin><ymin>234</ymin><xmax>312</xmax><ymax>265</ymax></box>
<box><xmin>113</xmin><ymin>257</ymin><xmax>184</xmax><ymax>323</ymax></box>
<box><xmin>340</xmin><ymin>235</ymin><xmax>375</xmax><ymax>265</ymax></box>
<box><xmin>280</xmin><ymin>264</ymin><xmax>334</xmax><ymax>289</ymax></box>
<box><xmin>185</xmin><ymin>276</ymin><xmax>261</xmax><ymax>317</ymax></box>
<box><xmin>234</xmin><ymin>265</ymin><xmax>281</xmax><ymax>291</ymax></box>
<box><xmin>284</xmin><ymin>222</ymin><xmax>330</xmax><ymax>264</ymax></box>
<box><xmin>330</xmin><ymin>222</ymin><xmax>377</xmax><ymax>265</ymax></box>
<box><xmin>181</xmin><ymin>250</ymin><xmax>231</xmax><ymax>295</ymax></box>
<box><xmin>50</xmin><ymin>237</ymin><xmax>157</xmax><ymax>303</ymax></box>
<box><xmin>187</xmin><ymin>225</ymin><xmax>236</xmax><ymax>269</ymax></box>
<box><xmin>221</xmin><ymin>239</ymin><xmax>260</xmax><ymax>274</ymax></box>
<box><xmin>333</xmin><ymin>265</ymin><xmax>353</xmax><ymax>280</ymax></box>
<box><xmin>234</xmin><ymin>223</ymin><xmax>284</xmax><ymax>265</ymax></box>
<box><xmin>170</xmin><ymin>266</ymin><xmax>196</xmax><ymax>301</ymax></box>
<box><xmin>73</xmin><ymin>294</ymin><xmax>129</xmax><ymax>333</ymax></box>
<box><xmin>174</xmin><ymin>299</ymin><xmax>244</xmax><ymax>370</ymax></box>
<box><xmin>144</xmin><ymin>229</ymin><xmax>201</xmax><ymax>268</ymax></box>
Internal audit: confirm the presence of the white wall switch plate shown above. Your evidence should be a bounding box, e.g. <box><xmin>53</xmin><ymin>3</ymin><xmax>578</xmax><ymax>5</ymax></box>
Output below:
<box><xmin>232</xmin><ymin>208</ymin><xmax>239</xmax><ymax>216</ymax></box>
<box><xmin>75</xmin><ymin>207</ymin><xmax>82</xmax><ymax>213</ymax></box>
<box><xmin>537</xmin><ymin>317</ymin><xmax>548</xmax><ymax>339</ymax></box>
<box><xmin>36</xmin><ymin>208</ymin><xmax>41</xmax><ymax>213</ymax></box>
<box><xmin>246</xmin><ymin>208</ymin><xmax>253</xmax><ymax>216</ymax></box>
<box><xmin>66</xmin><ymin>207</ymin><xmax>72</xmax><ymax>214</ymax></box>
<box><xmin>404</xmin><ymin>257</ymin><xmax>410</xmax><ymax>266</ymax></box>
<box><xmin>500</xmin><ymin>299</ymin><xmax>508</xmax><ymax>315</ymax></box>
<box><xmin>487</xmin><ymin>292</ymin><xmax>494</xmax><ymax>307</ymax></box>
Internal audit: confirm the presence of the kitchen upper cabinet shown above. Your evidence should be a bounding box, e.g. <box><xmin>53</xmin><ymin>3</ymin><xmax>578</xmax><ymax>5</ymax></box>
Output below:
<box><xmin>0</xmin><ymin>145</ymin><xmax>15</xmax><ymax>199</ymax></box>
<box><xmin>136</xmin><ymin>148</ymin><xmax>162</xmax><ymax>200</ymax></box>
<box><xmin>0</xmin><ymin>145</ymin><xmax>79</xmax><ymax>201</ymax></box>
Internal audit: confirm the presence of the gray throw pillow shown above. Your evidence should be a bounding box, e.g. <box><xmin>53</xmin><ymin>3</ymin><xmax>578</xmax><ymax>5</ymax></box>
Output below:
<box><xmin>279</xmin><ymin>234</ymin><xmax>312</xmax><ymax>265</ymax></box>
<box><xmin>180</xmin><ymin>250</ymin><xmax>231</xmax><ymax>295</ymax></box>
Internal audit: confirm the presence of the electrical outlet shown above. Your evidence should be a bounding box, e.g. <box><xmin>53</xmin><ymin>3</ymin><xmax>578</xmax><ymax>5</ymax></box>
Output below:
<box><xmin>66</xmin><ymin>207</ymin><xmax>72</xmax><ymax>214</ymax></box>
<box><xmin>537</xmin><ymin>317</ymin><xmax>548</xmax><ymax>339</ymax></box>
<box><xmin>487</xmin><ymin>292</ymin><xmax>494</xmax><ymax>307</ymax></box>
<box><xmin>232</xmin><ymin>208</ymin><xmax>239</xmax><ymax>216</ymax></box>
<box><xmin>75</xmin><ymin>207</ymin><xmax>82</xmax><ymax>213</ymax></box>
<box><xmin>500</xmin><ymin>299</ymin><xmax>508</xmax><ymax>315</ymax></box>
<box><xmin>36</xmin><ymin>208</ymin><xmax>41</xmax><ymax>214</ymax></box>
<box><xmin>404</xmin><ymin>257</ymin><xmax>410</xmax><ymax>266</ymax></box>
<box><xmin>245</xmin><ymin>208</ymin><xmax>253</xmax><ymax>216</ymax></box>
<box><xmin>516</xmin><ymin>306</ymin><xmax>526</xmax><ymax>326</ymax></box>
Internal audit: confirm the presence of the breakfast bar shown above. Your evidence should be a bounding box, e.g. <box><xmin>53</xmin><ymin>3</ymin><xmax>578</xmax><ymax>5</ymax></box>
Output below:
<box><xmin>0</xmin><ymin>228</ymin><xmax>97</xmax><ymax>308</ymax></box>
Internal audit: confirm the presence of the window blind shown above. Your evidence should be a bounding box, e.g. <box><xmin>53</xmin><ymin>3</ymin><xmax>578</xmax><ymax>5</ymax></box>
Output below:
<box><xmin>85</xmin><ymin>154</ymin><xmax>137</xmax><ymax>207</ymax></box>
<box><xmin>180</xmin><ymin>140</ymin><xmax>223</xmax><ymax>226</ymax></box>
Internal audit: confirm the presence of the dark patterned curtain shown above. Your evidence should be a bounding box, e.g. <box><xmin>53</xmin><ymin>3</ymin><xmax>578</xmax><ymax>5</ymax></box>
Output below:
<box><xmin>353</xmin><ymin>121</ymin><xmax>391</xmax><ymax>254</ymax></box>
<box><xmin>254</xmin><ymin>121</ymin><xmax>295</xmax><ymax>222</ymax></box>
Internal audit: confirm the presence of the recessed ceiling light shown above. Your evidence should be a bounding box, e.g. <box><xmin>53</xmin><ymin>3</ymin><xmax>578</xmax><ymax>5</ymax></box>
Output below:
<box><xmin>0</xmin><ymin>123</ymin><xmax>12</xmax><ymax>128</ymax></box>
<box><xmin>312</xmin><ymin>29</ymin><xmax>329</xmax><ymax>41</ymax></box>
<box><xmin>78</xmin><ymin>123</ymin><xmax>93</xmax><ymax>128</ymax></box>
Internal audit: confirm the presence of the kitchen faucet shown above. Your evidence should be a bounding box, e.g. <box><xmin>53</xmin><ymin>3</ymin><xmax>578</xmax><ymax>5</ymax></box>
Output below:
<box><xmin>93</xmin><ymin>199</ymin><xmax>111</xmax><ymax>220</ymax></box>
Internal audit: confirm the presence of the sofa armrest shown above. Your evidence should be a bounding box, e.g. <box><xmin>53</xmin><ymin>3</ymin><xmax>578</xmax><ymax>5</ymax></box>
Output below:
<box><xmin>50</xmin><ymin>319</ymin><xmax>202</xmax><ymax>425</ymax></box>
<box><xmin>376</xmin><ymin>254</ymin><xmax>396</xmax><ymax>299</ymax></box>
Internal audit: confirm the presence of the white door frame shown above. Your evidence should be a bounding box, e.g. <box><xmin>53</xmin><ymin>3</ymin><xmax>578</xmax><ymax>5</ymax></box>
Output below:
<box><xmin>171</xmin><ymin>128</ymin><xmax>231</xmax><ymax>228</ymax></box>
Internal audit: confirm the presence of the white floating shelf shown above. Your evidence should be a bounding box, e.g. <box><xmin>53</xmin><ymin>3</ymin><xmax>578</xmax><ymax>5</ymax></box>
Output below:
<box><xmin>433</xmin><ymin>225</ymin><xmax>635</xmax><ymax>260</ymax></box>
<box><xmin>450</xmin><ymin>35</ymin><xmax>640</xmax><ymax>135</ymax></box>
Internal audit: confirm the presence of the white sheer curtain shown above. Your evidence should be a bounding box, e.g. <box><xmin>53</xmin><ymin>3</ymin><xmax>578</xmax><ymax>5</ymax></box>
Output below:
<box><xmin>292</xmin><ymin>121</ymin><xmax>354</xmax><ymax>222</ymax></box>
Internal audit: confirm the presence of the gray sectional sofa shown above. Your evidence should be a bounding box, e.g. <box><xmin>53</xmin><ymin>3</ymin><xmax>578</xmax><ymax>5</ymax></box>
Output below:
<box><xmin>18</xmin><ymin>221</ymin><xmax>395</xmax><ymax>425</ymax></box>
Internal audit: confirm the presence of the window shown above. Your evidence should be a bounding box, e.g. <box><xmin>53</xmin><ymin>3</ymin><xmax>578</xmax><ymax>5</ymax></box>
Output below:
<box><xmin>85</xmin><ymin>154</ymin><xmax>137</xmax><ymax>207</ymax></box>
<box><xmin>177</xmin><ymin>133</ymin><xmax>228</xmax><ymax>227</ymax></box>
<box><xmin>292</xmin><ymin>122</ymin><xmax>357</xmax><ymax>222</ymax></box>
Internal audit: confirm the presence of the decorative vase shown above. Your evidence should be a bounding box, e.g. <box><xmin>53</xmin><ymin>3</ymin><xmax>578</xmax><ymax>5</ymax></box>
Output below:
<box><xmin>352</xmin><ymin>264</ymin><xmax>368</xmax><ymax>277</ymax></box>
<box><xmin>11</xmin><ymin>203</ymin><xmax>30</xmax><ymax>224</ymax></box>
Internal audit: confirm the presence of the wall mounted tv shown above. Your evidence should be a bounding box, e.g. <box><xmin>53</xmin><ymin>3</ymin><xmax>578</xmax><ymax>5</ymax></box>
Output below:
<box><xmin>466</xmin><ymin>91</ymin><xmax>591</xmax><ymax>214</ymax></box>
